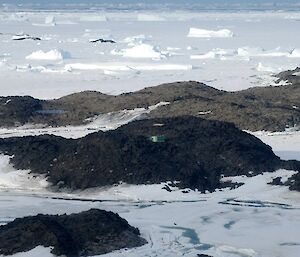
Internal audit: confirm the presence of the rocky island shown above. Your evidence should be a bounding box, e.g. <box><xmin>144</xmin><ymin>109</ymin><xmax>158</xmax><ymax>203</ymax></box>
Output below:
<box><xmin>0</xmin><ymin>209</ymin><xmax>146</xmax><ymax>257</ymax></box>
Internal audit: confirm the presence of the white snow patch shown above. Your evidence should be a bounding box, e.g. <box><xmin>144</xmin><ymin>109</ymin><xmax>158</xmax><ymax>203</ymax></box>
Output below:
<box><xmin>0</xmin><ymin>102</ymin><xmax>169</xmax><ymax>139</ymax></box>
<box><xmin>0</xmin><ymin>155</ymin><xmax>49</xmax><ymax>191</ymax></box>
<box><xmin>188</xmin><ymin>28</ymin><xmax>233</xmax><ymax>38</ymax></box>
<box><xmin>25</xmin><ymin>49</ymin><xmax>71</xmax><ymax>61</ymax></box>
<box><xmin>198</xmin><ymin>111</ymin><xmax>212</xmax><ymax>115</ymax></box>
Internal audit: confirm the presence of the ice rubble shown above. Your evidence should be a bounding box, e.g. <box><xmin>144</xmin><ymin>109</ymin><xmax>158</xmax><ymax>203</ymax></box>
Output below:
<box><xmin>187</xmin><ymin>28</ymin><xmax>234</xmax><ymax>38</ymax></box>
<box><xmin>122</xmin><ymin>34</ymin><xmax>152</xmax><ymax>45</ymax></box>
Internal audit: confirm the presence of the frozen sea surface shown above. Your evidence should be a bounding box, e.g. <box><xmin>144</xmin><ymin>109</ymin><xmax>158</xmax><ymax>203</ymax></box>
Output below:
<box><xmin>0</xmin><ymin>10</ymin><xmax>300</xmax><ymax>98</ymax></box>
<box><xmin>0</xmin><ymin>167</ymin><xmax>299</xmax><ymax>257</ymax></box>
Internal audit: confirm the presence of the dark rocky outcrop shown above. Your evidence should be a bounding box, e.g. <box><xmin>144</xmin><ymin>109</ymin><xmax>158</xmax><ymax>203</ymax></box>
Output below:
<box><xmin>286</xmin><ymin>172</ymin><xmax>300</xmax><ymax>192</ymax></box>
<box><xmin>0</xmin><ymin>96</ymin><xmax>43</xmax><ymax>126</ymax></box>
<box><xmin>0</xmin><ymin>117</ymin><xmax>298</xmax><ymax>192</ymax></box>
<box><xmin>0</xmin><ymin>209</ymin><xmax>146</xmax><ymax>257</ymax></box>
<box><xmin>1</xmin><ymin>68</ymin><xmax>300</xmax><ymax>131</ymax></box>
<box><xmin>276</xmin><ymin>67</ymin><xmax>300</xmax><ymax>85</ymax></box>
<box><xmin>89</xmin><ymin>38</ymin><xmax>116</xmax><ymax>43</ymax></box>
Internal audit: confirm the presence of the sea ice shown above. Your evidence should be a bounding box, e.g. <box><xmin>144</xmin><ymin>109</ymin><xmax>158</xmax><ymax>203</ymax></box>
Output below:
<box><xmin>80</xmin><ymin>15</ymin><xmax>107</xmax><ymax>22</ymax></box>
<box><xmin>122</xmin><ymin>34</ymin><xmax>151</xmax><ymax>45</ymax></box>
<box><xmin>191</xmin><ymin>48</ymin><xmax>235</xmax><ymax>60</ymax></box>
<box><xmin>238</xmin><ymin>47</ymin><xmax>292</xmax><ymax>58</ymax></box>
<box><xmin>25</xmin><ymin>50</ymin><xmax>71</xmax><ymax>61</ymax></box>
<box><xmin>64</xmin><ymin>62</ymin><xmax>192</xmax><ymax>72</ymax></box>
<box><xmin>45</xmin><ymin>15</ymin><xmax>56</xmax><ymax>26</ymax></box>
<box><xmin>187</xmin><ymin>28</ymin><xmax>233</xmax><ymax>38</ymax></box>
<box><xmin>289</xmin><ymin>48</ymin><xmax>300</xmax><ymax>58</ymax></box>
<box><xmin>137</xmin><ymin>14</ymin><xmax>166</xmax><ymax>21</ymax></box>
<box><xmin>111</xmin><ymin>44</ymin><xmax>167</xmax><ymax>59</ymax></box>
<box><xmin>256</xmin><ymin>62</ymin><xmax>279</xmax><ymax>73</ymax></box>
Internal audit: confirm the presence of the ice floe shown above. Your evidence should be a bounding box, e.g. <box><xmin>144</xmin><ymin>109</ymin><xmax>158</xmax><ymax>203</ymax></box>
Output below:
<box><xmin>137</xmin><ymin>14</ymin><xmax>166</xmax><ymax>21</ymax></box>
<box><xmin>187</xmin><ymin>27</ymin><xmax>234</xmax><ymax>38</ymax></box>
<box><xmin>111</xmin><ymin>43</ymin><xmax>167</xmax><ymax>59</ymax></box>
<box><xmin>191</xmin><ymin>48</ymin><xmax>236</xmax><ymax>60</ymax></box>
<box><xmin>25</xmin><ymin>49</ymin><xmax>71</xmax><ymax>61</ymax></box>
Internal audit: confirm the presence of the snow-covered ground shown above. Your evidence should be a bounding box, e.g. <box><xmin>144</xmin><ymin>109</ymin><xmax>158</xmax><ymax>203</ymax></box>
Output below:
<box><xmin>0</xmin><ymin>102</ymin><xmax>169</xmax><ymax>138</ymax></box>
<box><xmin>254</xmin><ymin>131</ymin><xmax>300</xmax><ymax>161</ymax></box>
<box><xmin>1</xmin><ymin>10</ymin><xmax>300</xmax><ymax>98</ymax></box>
<box><xmin>0</xmin><ymin>116</ymin><xmax>300</xmax><ymax>257</ymax></box>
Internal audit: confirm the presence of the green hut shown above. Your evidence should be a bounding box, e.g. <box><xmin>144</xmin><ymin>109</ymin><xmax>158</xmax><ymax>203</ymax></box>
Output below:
<box><xmin>149</xmin><ymin>135</ymin><xmax>166</xmax><ymax>143</ymax></box>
